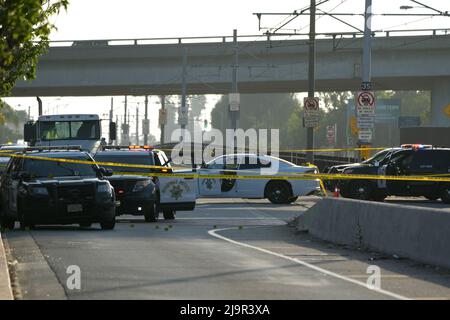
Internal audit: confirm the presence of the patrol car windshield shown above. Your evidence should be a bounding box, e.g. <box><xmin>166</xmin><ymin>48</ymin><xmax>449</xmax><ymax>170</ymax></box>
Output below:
<box><xmin>40</xmin><ymin>120</ymin><xmax>100</xmax><ymax>140</ymax></box>
<box><xmin>362</xmin><ymin>149</ymin><xmax>392</xmax><ymax>164</ymax></box>
<box><xmin>23</xmin><ymin>155</ymin><xmax>98</xmax><ymax>178</ymax></box>
<box><xmin>94</xmin><ymin>153</ymin><xmax>155</xmax><ymax>173</ymax></box>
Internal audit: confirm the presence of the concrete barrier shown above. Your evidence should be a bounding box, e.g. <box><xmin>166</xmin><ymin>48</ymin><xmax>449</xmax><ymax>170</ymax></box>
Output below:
<box><xmin>0</xmin><ymin>232</ymin><xmax>13</xmax><ymax>300</ymax></box>
<box><xmin>296</xmin><ymin>198</ymin><xmax>450</xmax><ymax>270</ymax></box>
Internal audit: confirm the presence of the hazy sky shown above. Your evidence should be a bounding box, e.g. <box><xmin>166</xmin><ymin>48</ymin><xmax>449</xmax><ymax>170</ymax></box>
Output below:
<box><xmin>3</xmin><ymin>0</ymin><xmax>450</xmax><ymax>141</ymax></box>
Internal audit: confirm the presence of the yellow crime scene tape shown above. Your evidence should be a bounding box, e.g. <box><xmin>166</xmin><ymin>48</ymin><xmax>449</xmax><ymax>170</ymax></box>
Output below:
<box><xmin>154</xmin><ymin>146</ymin><xmax>387</xmax><ymax>153</ymax></box>
<box><xmin>1</xmin><ymin>152</ymin><xmax>450</xmax><ymax>184</ymax></box>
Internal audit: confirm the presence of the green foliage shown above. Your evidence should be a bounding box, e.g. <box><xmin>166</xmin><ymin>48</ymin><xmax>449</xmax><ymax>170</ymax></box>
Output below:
<box><xmin>211</xmin><ymin>93</ymin><xmax>298</xmax><ymax>147</ymax></box>
<box><xmin>0</xmin><ymin>0</ymin><xmax>68</xmax><ymax>97</ymax></box>
<box><xmin>0</xmin><ymin>99</ymin><xmax>29</xmax><ymax>143</ymax></box>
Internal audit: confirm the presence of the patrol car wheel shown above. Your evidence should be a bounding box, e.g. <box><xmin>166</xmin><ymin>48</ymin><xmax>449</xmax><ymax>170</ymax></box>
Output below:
<box><xmin>266</xmin><ymin>181</ymin><xmax>291</xmax><ymax>204</ymax></box>
<box><xmin>440</xmin><ymin>186</ymin><xmax>450</xmax><ymax>204</ymax></box>
<box><xmin>100</xmin><ymin>217</ymin><xmax>116</xmax><ymax>230</ymax></box>
<box><xmin>425</xmin><ymin>195</ymin><xmax>439</xmax><ymax>201</ymax></box>
<box><xmin>163</xmin><ymin>209</ymin><xmax>175</xmax><ymax>220</ymax></box>
<box><xmin>144</xmin><ymin>203</ymin><xmax>158</xmax><ymax>222</ymax></box>
<box><xmin>0</xmin><ymin>217</ymin><xmax>15</xmax><ymax>230</ymax></box>
<box><xmin>349</xmin><ymin>182</ymin><xmax>372</xmax><ymax>201</ymax></box>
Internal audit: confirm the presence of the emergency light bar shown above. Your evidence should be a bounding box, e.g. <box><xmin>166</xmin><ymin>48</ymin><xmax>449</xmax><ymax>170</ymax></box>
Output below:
<box><xmin>401</xmin><ymin>144</ymin><xmax>432</xmax><ymax>150</ymax></box>
<box><xmin>22</xmin><ymin>145</ymin><xmax>82</xmax><ymax>152</ymax></box>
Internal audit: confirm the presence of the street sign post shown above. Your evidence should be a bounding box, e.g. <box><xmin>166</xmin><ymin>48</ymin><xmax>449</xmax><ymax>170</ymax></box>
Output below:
<box><xmin>159</xmin><ymin>108</ymin><xmax>167</xmax><ymax>127</ymax></box>
<box><xmin>303</xmin><ymin>97</ymin><xmax>320</xmax><ymax>128</ymax></box>
<box><xmin>444</xmin><ymin>103</ymin><xmax>450</xmax><ymax>118</ymax></box>
<box><xmin>178</xmin><ymin>105</ymin><xmax>188</xmax><ymax>127</ymax></box>
<box><xmin>326</xmin><ymin>124</ymin><xmax>337</xmax><ymax>145</ymax></box>
<box><xmin>356</xmin><ymin>91</ymin><xmax>376</xmax><ymax>142</ymax></box>
<box><xmin>229</xmin><ymin>93</ymin><xmax>240</xmax><ymax>112</ymax></box>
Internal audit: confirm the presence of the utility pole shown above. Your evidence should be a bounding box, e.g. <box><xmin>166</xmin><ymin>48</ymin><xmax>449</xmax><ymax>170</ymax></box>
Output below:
<box><xmin>306</xmin><ymin>0</ymin><xmax>316</xmax><ymax>163</ymax></box>
<box><xmin>135</xmin><ymin>106</ymin><xmax>139</xmax><ymax>145</ymax></box>
<box><xmin>143</xmin><ymin>95</ymin><xmax>149</xmax><ymax>145</ymax></box>
<box><xmin>115</xmin><ymin>115</ymin><xmax>119</xmax><ymax>145</ymax></box>
<box><xmin>362</xmin><ymin>0</ymin><xmax>372</xmax><ymax>89</ymax></box>
<box><xmin>122</xmin><ymin>95</ymin><xmax>129</xmax><ymax>145</ymax></box>
<box><xmin>180</xmin><ymin>48</ymin><xmax>188</xmax><ymax>132</ymax></box>
<box><xmin>109</xmin><ymin>97</ymin><xmax>114</xmax><ymax>144</ymax></box>
<box><xmin>230</xmin><ymin>29</ymin><xmax>239</xmax><ymax>131</ymax></box>
<box><xmin>357</xmin><ymin>0</ymin><xmax>374</xmax><ymax>161</ymax></box>
<box><xmin>160</xmin><ymin>95</ymin><xmax>166</xmax><ymax>144</ymax></box>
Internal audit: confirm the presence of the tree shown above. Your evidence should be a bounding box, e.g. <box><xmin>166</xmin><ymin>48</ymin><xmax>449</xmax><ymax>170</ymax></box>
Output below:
<box><xmin>211</xmin><ymin>93</ymin><xmax>299</xmax><ymax>147</ymax></box>
<box><xmin>0</xmin><ymin>99</ymin><xmax>28</xmax><ymax>143</ymax></box>
<box><xmin>0</xmin><ymin>0</ymin><xmax>68</xmax><ymax>97</ymax></box>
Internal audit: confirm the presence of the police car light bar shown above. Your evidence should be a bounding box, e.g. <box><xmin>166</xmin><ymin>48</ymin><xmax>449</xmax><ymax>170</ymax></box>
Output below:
<box><xmin>129</xmin><ymin>145</ymin><xmax>153</xmax><ymax>150</ymax></box>
<box><xmin>22</xmin><ymin>145</ymin><xmax>82</xmax><ymax>152</ymax></box>
<box><xmin>401</xmin><ymin>144</ymin><xmax>432</xmax><ymax>150</ymax></box>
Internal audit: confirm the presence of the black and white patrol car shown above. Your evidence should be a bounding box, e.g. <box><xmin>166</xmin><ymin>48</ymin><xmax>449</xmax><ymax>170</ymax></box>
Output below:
<box><xmin>0</xmin><ymin>147</ymin><xmax>117</xmax><ymax>230</ymax></box>
<box><xmin>337</xmin><ymin>144</ymin><xmax>450</xmax><ymax>203</ymax></box>
<box><xmin>94</xmin><ymin>146</ymin><xmax>196</xmax><ymax>220</ymax></box>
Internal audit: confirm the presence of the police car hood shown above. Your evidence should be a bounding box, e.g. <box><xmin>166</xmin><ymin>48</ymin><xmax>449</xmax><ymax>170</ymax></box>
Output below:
<box><xmin>342</xmin><ymin>163</ymin><xmax>379</xmax><ymax>174</ymax></box>
<box><xmin>105</xmin><ymin>174</ymin><xmax>149</xmax><ymax>181</ymax></box>
<box><xmin>329</xmin><ymin>163</ymin><xmax>362</xmax><ymax>171</ymax></box>
<box><xmin>24</xmin><ymin>176</ymin><xmax>101</xmax><ymax>186</ymax></box>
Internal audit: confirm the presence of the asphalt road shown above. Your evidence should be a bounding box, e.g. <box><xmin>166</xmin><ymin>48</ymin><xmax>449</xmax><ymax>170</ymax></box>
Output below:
<box><xmin>2</xmin><ymin>197</ymin><xmax>450</xmax><ymax>300</ymax></box>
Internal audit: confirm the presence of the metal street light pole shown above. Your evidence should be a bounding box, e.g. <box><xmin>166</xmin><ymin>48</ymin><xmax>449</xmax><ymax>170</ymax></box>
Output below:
<box><xmin>306</xmin><ymin>0</ymin><xmax>316</xmax><ymax>164</ymax></box>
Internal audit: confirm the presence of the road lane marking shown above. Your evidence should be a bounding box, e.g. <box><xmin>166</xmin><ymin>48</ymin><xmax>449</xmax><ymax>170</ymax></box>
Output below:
<box><xmin>208</xmin><ymin>227</ymin><xmax>410</xmax><ymax>300</ymax></box>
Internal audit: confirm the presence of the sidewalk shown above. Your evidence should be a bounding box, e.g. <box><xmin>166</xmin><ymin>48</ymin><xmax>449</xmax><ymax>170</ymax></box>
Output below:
<box><xmin>0</xmin><ymin>231</ymin><xmax>13</xmax><ymax>300</ymax></box>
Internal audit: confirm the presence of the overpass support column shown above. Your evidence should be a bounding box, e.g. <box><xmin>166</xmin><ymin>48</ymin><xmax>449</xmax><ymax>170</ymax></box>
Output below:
<box><xmin>431</xmin><ymin>79</ymin><xmax>450</xmax><ymax>126</ymax></box>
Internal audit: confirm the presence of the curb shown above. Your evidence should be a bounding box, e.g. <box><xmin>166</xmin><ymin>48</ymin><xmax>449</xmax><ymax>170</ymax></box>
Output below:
<box><xmin>0</xmin><ymin>231</ymin><xmax>13</xmax><ymax>300</ymax></box>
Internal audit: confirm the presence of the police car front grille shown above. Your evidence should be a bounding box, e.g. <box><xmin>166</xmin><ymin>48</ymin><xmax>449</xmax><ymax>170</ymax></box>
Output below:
<box><xmin>56</xmin><ymin>185</ymin><xmax>95</xmax><ymax>201</ymax></box>
<box><xmin>109</xmin><ymin>180</ymin><xmax>136</xmax><ymax>195</ymax></box>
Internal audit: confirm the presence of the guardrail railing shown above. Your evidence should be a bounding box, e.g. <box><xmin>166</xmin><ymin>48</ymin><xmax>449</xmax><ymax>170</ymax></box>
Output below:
<box><xmin>46</xmin><ymin>28</ymin><xmax>450</xmax><ymax>47</ymax></box>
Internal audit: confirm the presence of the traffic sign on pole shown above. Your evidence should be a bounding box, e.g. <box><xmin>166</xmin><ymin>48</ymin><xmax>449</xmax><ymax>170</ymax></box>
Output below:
<box><xmin>304</xmin><ymin>97</ymin><xmax>320</xmax><ymax>128</ymax></box>
<box><xmin>229</xmin><ymin>93</ymin><xmax>240</xmax><ymax>111</ymax></box>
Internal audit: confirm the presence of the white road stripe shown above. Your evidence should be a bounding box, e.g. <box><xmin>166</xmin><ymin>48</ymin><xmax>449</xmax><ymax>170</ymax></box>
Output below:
<box><xmin>208</xmin><ymin>227</ymin><xmax>410</xmax><ymax>300</ymax></box>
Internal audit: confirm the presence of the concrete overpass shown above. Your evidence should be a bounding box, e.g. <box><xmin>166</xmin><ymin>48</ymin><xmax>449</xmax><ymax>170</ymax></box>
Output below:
<box><xmin>12</xmin><ymin>33</ymin><xmax>450</xmax><ymax>126</ymax></box>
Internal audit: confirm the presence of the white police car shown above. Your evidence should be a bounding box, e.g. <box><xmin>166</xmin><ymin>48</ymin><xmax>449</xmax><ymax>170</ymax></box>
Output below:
<box><xmin>195</xmin><ymin>154</ymin><xmax>320</xmax><ymax>204</ymax></box>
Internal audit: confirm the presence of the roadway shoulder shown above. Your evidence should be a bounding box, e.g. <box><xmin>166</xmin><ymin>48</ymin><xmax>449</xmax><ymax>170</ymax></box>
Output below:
<box><xmin>0</xmin><ymin>231</ymin><xmax>13</xmax><ymax>300</ymax></box>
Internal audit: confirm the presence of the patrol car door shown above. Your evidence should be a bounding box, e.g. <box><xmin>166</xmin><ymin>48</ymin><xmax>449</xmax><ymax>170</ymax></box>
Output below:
<box><xmin>197</xmin><ymin>156</ymin><xmax>225</xmax><ymax>196</ymax></box>
<box><xmin>5</xmin><ymin>158</ymin><xmax>21</xmax><ymax>213</ymax></box>
<box><xmin>157</xmin><ymin>152</ymin><xmax>196</xmax><ymax>211</ymax></box>
<box><xmin>385</xmin><ymin>151</ymin><xmax>412</xmax><ymax>195</ymax></box>
<box><xmin>236</xmin><ymin>155</ymin><xmax>265</xmax><ymax>198</ymax></box>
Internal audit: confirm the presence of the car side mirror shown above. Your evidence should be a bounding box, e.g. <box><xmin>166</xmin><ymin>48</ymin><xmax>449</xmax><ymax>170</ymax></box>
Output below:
<box><xmin>18</xmin><ymin>171</ymin><xmax>31</xmax><ymax>180</ymax></box>
<box><xmin>98</xmin><ymin>167</ymin><xmax>113</xmax><ymax>177</ymax></box>
<box><xmin>373</xmin><ymin>161</ymin><xmax>380</xmax><ymax>167</ymax></box>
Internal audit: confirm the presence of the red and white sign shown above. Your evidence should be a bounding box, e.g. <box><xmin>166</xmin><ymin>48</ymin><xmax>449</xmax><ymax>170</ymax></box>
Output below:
<box><xmin>326</xmin><ymin>124</ymin><xmax>337</xmax><ymax>145</ymax></box>
<box><xmin>304</xmin><ymin>97</ymin><xmax>320</xmax><ymax>128</ymax></box>
<box><xmin>356</xmin><ymin>91</ymin><xmax>376</xmax><ymax>115</ymax></box>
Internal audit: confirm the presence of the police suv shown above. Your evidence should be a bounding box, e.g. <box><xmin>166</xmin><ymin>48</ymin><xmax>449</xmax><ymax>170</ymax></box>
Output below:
<box><xmin>0</xmin><ymin>146</ymin><xmax>117</xmax><ymax>230</ymax></box>
<box><xmin>338</xmin><ymin>144</ymin><xmax>450</xmax><ymax>203</ymax></box>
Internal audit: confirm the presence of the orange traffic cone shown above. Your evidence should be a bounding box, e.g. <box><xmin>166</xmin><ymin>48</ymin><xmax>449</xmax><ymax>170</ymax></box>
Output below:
<box><xmin>333</xmin><ymin>186</ymin><xmax>340</xmax><ymax>198</ymax></box>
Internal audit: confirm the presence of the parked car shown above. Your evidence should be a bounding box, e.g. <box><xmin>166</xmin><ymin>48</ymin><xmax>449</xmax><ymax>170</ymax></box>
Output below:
<box><xmin>0</xmin><ymin>147</ymin><xmax>116</xmax><ymax>230</ymax></box>
<box><xmin>196</xmin><ymin>153</ymin><xmax>320</xmax><ymax>204</ymax></box>
<box><xmin>0</xmin><ymin>145</ymin><xmax>27</xmax><ymax>174</ymax></box>
<box><xmin>337</xmin><ymin>145</ymin><xmax>450</xmax><ymax>203</ymax></box>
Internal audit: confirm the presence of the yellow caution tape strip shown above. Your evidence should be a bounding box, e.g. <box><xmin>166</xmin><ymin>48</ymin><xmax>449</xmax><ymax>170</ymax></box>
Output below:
<box><xmin>1</xmin><ymin>152</ymin><xmax>450</xmax><ymax>182</ymax></box>
<box><xmin>111</xmin><ymin>171</ymin><xmax>450</xmax><ymax>183</ymax></box>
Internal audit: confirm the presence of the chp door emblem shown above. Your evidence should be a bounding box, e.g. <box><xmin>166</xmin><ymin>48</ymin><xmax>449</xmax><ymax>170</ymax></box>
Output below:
<box><xmin>169</xmin><ymin>184</ymin><xmax>183</xmax><ymax>200</ymax></box>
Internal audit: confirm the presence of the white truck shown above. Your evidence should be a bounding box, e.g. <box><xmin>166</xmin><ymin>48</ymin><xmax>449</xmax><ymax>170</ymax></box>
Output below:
<box><xmin>23</xmin><ymin>114</ymin><xmax>114</xmax><ymax>153</ymax></box>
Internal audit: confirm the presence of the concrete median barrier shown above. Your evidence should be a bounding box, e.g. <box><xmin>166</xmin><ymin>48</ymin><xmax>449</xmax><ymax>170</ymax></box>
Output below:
<box><xmin>296</xmin><ymin>198</ymin><xmax>450</xmax><ymax>270</ymax></box>
<box><xmin>0</xmin><ymin>231</ymin><xmax>13</xmax><ymax>300</ymax></box>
